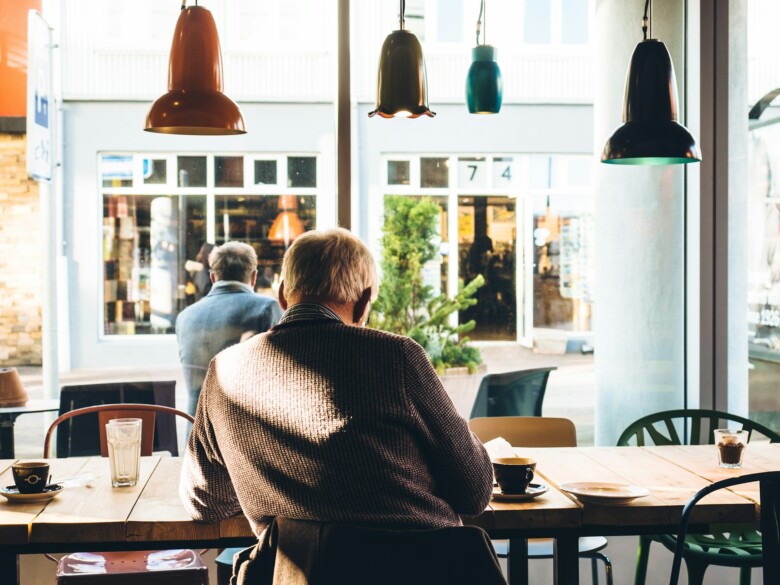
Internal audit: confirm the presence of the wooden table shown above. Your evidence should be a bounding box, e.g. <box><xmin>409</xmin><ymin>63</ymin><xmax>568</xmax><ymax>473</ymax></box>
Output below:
<box><xmin>1</xmin><ymin>445</ymin><xmax>778</xmax><ymax>585</ymax></box>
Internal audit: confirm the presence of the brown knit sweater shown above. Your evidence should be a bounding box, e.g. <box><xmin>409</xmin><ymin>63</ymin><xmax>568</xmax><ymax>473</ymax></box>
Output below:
<box><xmin>179</xmin><ymin>318</ymin><xmax>493</xmax><ymax>534</ymax></box>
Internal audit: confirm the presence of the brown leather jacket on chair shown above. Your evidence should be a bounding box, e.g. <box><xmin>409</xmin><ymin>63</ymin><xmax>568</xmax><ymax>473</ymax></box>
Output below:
<box><xmin>231</xmin><ymin>517</ymin><xmax>507</xmax><ymax>585</ymax></box>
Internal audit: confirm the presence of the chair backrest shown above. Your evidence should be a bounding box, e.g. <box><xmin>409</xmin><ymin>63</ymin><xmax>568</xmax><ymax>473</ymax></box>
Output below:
<box><xmin>469</xmin><ymin>367</ymin><xmax>556</xmax><ymax>419</ymax></box>
<box><xmin>669</xmin><ymin>471</ymin><xmax>780</xmax><ymax>585</ymax></box>
<box><xmin>469</xmin><ymin>416</ymin><xmax>577</xmax><ymax>447</ymax></box>
<box><xmin>617</xmin><ymin>409</ymin><xmax>780</xmax><ymax>447</ymax></box>
<box><xmin>266</xmin><ymin>517</ymin><xmax>508</xmax><ymax>585</ymax></box>
<box><xmin>44</xmin><ymin>403</ymin><xmax>194</xmax><ymax>458</ymax></box>
<box><xmin>57</xmin><ymin>381</ymin><xmax>178</xmax><ymax>456</ymax></box>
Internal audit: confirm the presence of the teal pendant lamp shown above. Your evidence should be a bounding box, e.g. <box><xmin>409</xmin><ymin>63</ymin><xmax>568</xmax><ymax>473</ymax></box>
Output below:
<box><xmin>601</xmin><ymin>0</ymin><xmax>700</xmax><ymax>165</ymax></box>
<box><xmin>466</xmin><ymin>0</ymin><xmax>502</xmax><ymax>114</ymax></box>
<box><xmin>369</xmin><ymin>0</ymin><xmax>435</xmax><ymax>118</ymax></box>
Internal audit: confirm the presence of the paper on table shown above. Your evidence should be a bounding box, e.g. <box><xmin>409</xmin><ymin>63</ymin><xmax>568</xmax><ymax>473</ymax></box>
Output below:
<box><xmin>482</xmin><ymin>437</ymin><xmax>516</xmax><ymax>460</ymax></box>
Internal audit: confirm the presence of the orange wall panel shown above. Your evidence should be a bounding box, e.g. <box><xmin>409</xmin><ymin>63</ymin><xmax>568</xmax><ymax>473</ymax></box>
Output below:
<box><xmin>0</xmin><ymin>0</ymin><xmax>43</xmax><ymax>117</ymax></box>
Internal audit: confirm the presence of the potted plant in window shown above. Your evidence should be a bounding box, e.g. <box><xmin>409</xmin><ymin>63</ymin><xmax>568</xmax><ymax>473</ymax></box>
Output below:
<box><xmin>369</xmin><ymin>196</ymin><xmax>486</xmax><ymax>416</ymax></box>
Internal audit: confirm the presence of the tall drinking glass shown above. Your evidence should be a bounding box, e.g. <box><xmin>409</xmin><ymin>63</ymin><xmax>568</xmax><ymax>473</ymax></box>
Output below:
<box><xmin>106</xmin><ymin>418</ymin><xmax>142</xmax><ymax>487</ymax></box>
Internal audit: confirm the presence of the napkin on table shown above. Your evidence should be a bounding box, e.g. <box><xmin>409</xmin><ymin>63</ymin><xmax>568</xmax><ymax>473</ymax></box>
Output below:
<box><xmin>482</xmin><ymin>436</ymin><xmax>515</xmax><ymax>460</ymax></box>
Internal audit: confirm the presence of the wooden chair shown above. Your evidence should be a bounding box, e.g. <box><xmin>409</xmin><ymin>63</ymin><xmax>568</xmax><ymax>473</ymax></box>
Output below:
<box><xmin>669</xmin><ymin>471</ymin><xmax>780</xmax><ymax>585</ymax></box>
<box><xmin>44</xmin><ymin>403</ymin><xmax>208</xmax><ymax>585</ymax></box>
<box><xmin>470</xmin><ymin>367</ymin><xmax>556</xmax><ymax>419</ymax></box>
<box><xmin>618</xmin><ymin>409</ymin><xmax>780</xmax><ymax>585</ymax></box>
<box><xmin>469</xmin><ymin>416</ymin><xmax>613</xmax><ymax>585</ymax></box>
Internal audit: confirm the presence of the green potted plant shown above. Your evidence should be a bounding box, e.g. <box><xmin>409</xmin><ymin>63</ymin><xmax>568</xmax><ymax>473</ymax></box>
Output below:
<box><xmin>369</xmin><ymin>196</ymin><xmax>486</xmax><ymax>415</ymax></box>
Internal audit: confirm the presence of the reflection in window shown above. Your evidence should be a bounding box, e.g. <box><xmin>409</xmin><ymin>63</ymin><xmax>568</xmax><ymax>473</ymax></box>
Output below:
<box><xmin>215</xmin><ymin>156</ymin><xmax>244</xmax><ymax>187</ymax></box>
<box><xmin>177</xmin><ymin>156</ymin><xmax>207</xmax><ymax>187</ymax></box>
<box><xmin>288</xmin><ymin>156</ymin><xmax>317</xmax><ymax>188</ymax></box>
<box><xmin>532</xmin><ymin>195</ymin><xmax>593</xmax><ymax>332</ymax></box>
<box><xmin>562</xmin><ymin>0</ymin><xmax>589</xmax><ymax>44</ymax></box>
<box><xmin>437</xmin><ymin>0</ymin><xmax>463</xmax><ymax>42</ymax></box>
<box><xmin>101</xmin><ymin>155</ymin><xmax>133</xmax><ymax>188</ymax></box>
<box><xmin>421</xmin><ymin>157</ymin><xmax>448</xmax><ymax>188</ymax></box>
<box><xmin>458</xmin><ymin>196</ymin><xmax>517</xmax><ymax>340</ymax></box>
<box><xmin>143</xmin><ymin>159</ymin><xmax>167</xmax><ymax>185</ymax></box>
<box><xmin>102</xmin><ymin>194</ymin><xmax>206</xmax><ymax>335</ymax></box>
<box><xmin>523</xmin><ymin>0</ymin><xmax>551</xmax><ymax>44</ymax></box>
<box><xmin>255</xmin><ymin>160</ymin><xmax>278</xmax><ymax>185</ymax></box>
<box><xmin>388</xmin><ymin>160</ymin><xmax>411</xmax><ymax>185</ymax></box>
<box><xmin>215</xmin><ymin>195</ymin><xmax>316</xmax><ymax>295</ymax></box>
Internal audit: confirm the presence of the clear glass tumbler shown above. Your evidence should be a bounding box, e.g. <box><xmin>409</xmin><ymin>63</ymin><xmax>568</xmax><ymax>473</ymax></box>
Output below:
<box><xmin>714</xmin><ymin>429</ymin><xmax>748</xmax><ymax>469</ymax></box>
<box><xmin>106</xmin><ymin>418</ymin><xmax>142</xmax><ymax>487</ymax></box>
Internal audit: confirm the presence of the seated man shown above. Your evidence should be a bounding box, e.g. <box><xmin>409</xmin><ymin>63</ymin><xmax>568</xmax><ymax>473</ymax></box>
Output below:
<box><xmin>176</xmin><ymin>241</ymin><xmax>282</xmax><ymax>416</ymax></box>
<box><xmin>180</xmin><ymin>228</ymin><xmax>493</xmax><ymax>533</ymax></box>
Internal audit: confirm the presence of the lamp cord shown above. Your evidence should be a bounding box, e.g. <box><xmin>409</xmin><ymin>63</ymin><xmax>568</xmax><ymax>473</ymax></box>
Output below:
<box><xmin>400</xmin><ymin>0</ymin><xmax>405</xmax><ymax>30</ymax></box>
<box><xmin>476</xmin><ymin>0</ymin><xmax>486</xmax><ymax>45</ymax></box>
<box><xmin>642</xmin><ymin>0</ymin><xmax>650</xmax><ymax>40</ymax></box>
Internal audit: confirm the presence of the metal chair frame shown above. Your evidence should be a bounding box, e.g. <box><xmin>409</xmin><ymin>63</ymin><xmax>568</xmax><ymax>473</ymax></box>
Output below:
<box><xmin>618</xmin><ymin>409</ymin><xmax>780</xmax><ymax>585</ymax></box>
<box><xmin>669</xmin><ymin>471</ymin><xmax>780</xmax><ymax>585</ymax></box>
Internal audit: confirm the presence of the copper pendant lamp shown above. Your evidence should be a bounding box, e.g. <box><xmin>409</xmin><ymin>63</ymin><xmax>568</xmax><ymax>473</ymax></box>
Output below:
<box><xmin>268</xmin><ymin>195</ymin><xmax>305</xmax><ymax>247</ymax></box>
<box><xmin>145</xmin><ymin>2</ymin><xmax>246</xmax><ymax>135</ymax></box>
<box><xmin>601</xmin><ymin>0</ymin><xmax>700</xmax><ymax>165</ymax></box>
<box><xmin>368</xmin><ymin>0</ymin><xmax>435</xmax><ymax>119</ymax></box>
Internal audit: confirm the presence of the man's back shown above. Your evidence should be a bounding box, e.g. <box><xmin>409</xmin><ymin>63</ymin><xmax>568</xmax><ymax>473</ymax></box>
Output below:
<box><xmin>182</xmin><ymin>318</ymin><xmax>493</xmax><ymax>532</ymax></box>
<box><xmin>176</xmin><ymin>282</ymin><xmax>282</xmax><ymax>413</ymax></box>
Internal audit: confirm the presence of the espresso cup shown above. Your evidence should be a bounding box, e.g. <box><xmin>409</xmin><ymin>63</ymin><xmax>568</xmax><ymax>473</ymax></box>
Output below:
<box><xmin>492</xmin><ymin>457</ymin><xmax>536</xmax><ymax>494</ymax></box>
<box><xmin>12</xmin><ymin>461</ymin><xmax>50</xmax><ymax>494</ymax></box>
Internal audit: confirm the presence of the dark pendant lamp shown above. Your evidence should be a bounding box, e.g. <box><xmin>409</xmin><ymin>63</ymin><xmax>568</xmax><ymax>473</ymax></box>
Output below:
<box><xmin>145</xmin><ymin>1</ymin><xmax>246</xmax><ymax>135</ymax></box>
<box><xmin>466</xmin><ymin>0</ymin><xmax>502</xmax><ymax>114</ymax></box>
<box><xmin>601</xmin><ymin>0</ymin><xmax>700</xmax><ymax>165</ymax></box>
<box><xmin>368</xmin><ymin>0</ymin><xmax>435</xmax><ymax>118</ymax></box>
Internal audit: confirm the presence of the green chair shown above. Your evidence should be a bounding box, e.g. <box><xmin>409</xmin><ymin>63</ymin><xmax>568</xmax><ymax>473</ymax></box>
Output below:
<box><xmin>617</xmin><ymin>409</ymin><xmax>780</xmax><ymax>585</ymax></box>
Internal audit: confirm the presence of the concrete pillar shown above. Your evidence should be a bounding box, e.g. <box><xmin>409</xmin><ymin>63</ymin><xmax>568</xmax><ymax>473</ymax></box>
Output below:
<box><xmin>593</xmin><ymin>0</ymin><xmax>688</xmax><ymax>445</ymax></box>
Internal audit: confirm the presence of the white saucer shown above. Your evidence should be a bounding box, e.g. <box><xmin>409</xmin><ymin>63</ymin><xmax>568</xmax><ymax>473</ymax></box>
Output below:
<box><xmin>0</xmin><ymin>484</ymin><xmax>63</xmax><ymax>503</ymax></box>
<box><xmin>560</xmin><ymin>482</ymin><xmax>649</xmax><ymax>505</ymax></box>
<box><xmin>491</xmin><ymin>483</ymin><xmax>548</xmax><ymax>502</ymax></box>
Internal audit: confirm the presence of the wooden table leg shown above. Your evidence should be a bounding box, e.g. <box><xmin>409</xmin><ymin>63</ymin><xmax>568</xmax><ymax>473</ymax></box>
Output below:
<box><xmin>506</xmin><ymin>537</ymin><xmax>529</xmax><ymax>585</ymax></box>
<box><xmin>554</xmin><ymin>536</ymin><xmax>579</xmax><ymax>585</ymax></box>
<box><xmin>0</xmin><ymin>552</ymin><xmax>19</xmax><ymax>585</ymax></box>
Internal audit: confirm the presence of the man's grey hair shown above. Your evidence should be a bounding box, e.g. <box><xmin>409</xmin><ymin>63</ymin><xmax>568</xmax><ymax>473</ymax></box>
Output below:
<box><xmin>281</xmin><ymin>228</ymin><xmax>378</xmax><ymax>304</ymax></box>
<box><xmin>208</xmin><ymin>241</ymin><xmax>257</xmax><ymax>283</ymax></box>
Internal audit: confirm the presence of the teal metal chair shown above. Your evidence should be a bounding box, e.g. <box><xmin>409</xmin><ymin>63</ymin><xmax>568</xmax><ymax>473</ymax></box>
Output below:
<box><xmin>617</xmin><ymin>409</ymin><xmax>780</xmax><ymax>585</ymax></box>
<box><xmin>669</xmin><ymin>471</ymin><xmax>780</xmax><ymax>585</ymax></box>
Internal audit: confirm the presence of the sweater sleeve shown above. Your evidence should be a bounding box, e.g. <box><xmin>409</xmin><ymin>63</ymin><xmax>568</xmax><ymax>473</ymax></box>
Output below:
<box><xmin>401</xmin><ymin>338</ymin><xmax>494</xmax><ymax>516</ymax></box>
<box><xmin>179</xmin><ymin>361</ymin><xmax>243</xmax><ymax>522</ymax></box>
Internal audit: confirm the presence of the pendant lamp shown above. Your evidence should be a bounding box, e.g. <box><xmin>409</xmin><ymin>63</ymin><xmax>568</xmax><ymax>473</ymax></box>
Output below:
<box><xmin>466</xmin><ymin>0</ymin><xmax>502</xmax><ymax>114</ymax></box>
<box><xmin>601</xmin><ymin>0</ymin><xmax>700</xmax><ymax>165</ymax></box>
<box><xmin>368</xmin><ymin>0</ymin><xmax>435</xmax><ymax>118</ymax></box>
<box><xmin>268</xmin><ymin>195</ymin><xmax>305</xmax><ymax>248</ymax></box>
<box><xmin>145</xmin><ymin>2</ymin><xmax>246</xmax><ymax>135</ymax></box>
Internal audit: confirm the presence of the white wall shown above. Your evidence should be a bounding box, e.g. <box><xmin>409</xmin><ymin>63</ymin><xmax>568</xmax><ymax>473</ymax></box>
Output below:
<box><xmin>61</xmin><ymin>101</ymin><xmax>335</xmax><ymax>369</ymax></box>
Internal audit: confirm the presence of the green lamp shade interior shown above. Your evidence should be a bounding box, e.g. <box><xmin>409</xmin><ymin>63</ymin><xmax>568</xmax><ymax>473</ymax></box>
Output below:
<box><xmin>601</xmin><ymin>121</ymin><xmax>701</xmax><ymax>165</ymax></box>
<box><xmin>466</xmin><ymin>45</ymin><xmax>502</xmax><ymax>114</ymax></box>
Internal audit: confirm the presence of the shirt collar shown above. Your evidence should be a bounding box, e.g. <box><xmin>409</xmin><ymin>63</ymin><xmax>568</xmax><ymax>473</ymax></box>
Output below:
<box><xmin>212</xmin><ymin>280</ymin><xmax>255</xmax><ymax>294</ymax></box>
<box><xmin>279</xmin><ymin>302</ymin><xmax>343</xmax><ymax>325</ymax></box>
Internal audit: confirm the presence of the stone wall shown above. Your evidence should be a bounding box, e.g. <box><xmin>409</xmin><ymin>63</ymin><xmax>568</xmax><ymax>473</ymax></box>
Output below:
<box><xmin>0</xmin><ymin>133</ymin><xmax>42</xmax><ymax>365</ymax></box>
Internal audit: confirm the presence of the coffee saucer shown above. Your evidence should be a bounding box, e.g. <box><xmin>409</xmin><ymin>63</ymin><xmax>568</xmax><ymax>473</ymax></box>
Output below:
<box><xmin>491</xmin><ymin>483</ymin><xmax>548</xmax><ymax>502</ymax></box>
<box><xmin>0</xmin><ymin>484</ymin><xmax>63</xmax><ymax>503</ymax></box>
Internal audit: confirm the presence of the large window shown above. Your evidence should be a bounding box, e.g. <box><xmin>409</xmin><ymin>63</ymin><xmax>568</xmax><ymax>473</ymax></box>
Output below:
<box><xmin>382</xmin><ymin>153</ymin><xmax>592</xmax><ymax>344</ymax></box>
<box><xmin>100</xmin><ymin>153</ymin><xmax>318</xmax><ymax>336</ymax></box>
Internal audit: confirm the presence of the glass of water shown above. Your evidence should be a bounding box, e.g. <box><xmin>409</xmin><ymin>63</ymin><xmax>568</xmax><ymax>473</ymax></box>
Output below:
<box><xmin>106</xmin><ymin>418</ymin><xmax>142</xmax><ymax>487</ymax></box>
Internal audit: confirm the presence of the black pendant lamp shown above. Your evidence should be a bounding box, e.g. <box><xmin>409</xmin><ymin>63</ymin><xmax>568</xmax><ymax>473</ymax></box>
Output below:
<box><xmin>145</xmin><ymin>1</ymin><xmax>246</xmax><ymax>135</ymax></box>
<box><xmin>466</xmin><ymin>0</ymin><xmax>502</xmax><ymax>114</ymax></box>
<box><xmin>601</xmin><ymin>0</ymin><xmax>700</xmax><ymax>165</ymax></box>
<box><xmin>369</xmin><ymin>0</ymin><xmax>435</xmax><ymax>118</ymax></box>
